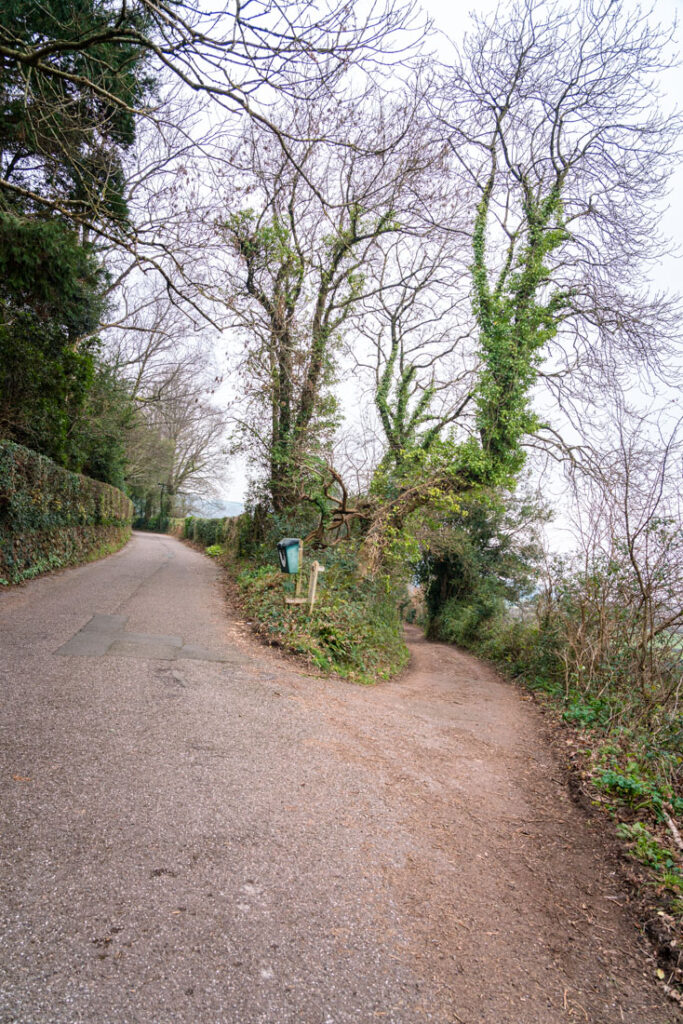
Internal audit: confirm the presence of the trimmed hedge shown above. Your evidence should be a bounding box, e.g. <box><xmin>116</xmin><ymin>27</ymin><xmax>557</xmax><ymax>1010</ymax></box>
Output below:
<box><xmin>0</xmin><ymin>441</ymin><xmax>133</xmax><ymax>584</ymax></box>
<box><xmin>183</xmin><ymin>515</ymin><xmax>230</xmax><ymax>547</ymax></box>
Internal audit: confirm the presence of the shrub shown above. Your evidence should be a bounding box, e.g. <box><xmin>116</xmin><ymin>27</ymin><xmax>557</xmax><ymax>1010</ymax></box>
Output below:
<box><xmin>235</xmin><ymin>545</ymin><xmax>409</xmax><ymax>683</ymax></box>
<box><xmin>428</xmin><ymin>559</ymin><xmax>682</xmax><ymax>920</ymax></box>
<box><xmin>182</xmin><ymin>515</ymin><xmax>230</xmax><ymax>547</ymax></box>
<box><xmin>200</xmin><ymin>507</ymin><xmax>409</xmax><ymax>684</ymax></box>
<box><xmin>0</xmin><ymin>441</ymin><xmax>133</xmax><ymax>584</ymax></box>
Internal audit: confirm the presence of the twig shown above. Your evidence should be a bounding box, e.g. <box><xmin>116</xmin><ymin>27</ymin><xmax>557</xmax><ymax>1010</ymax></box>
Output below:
<box><xmin>662</xmin><ymin>982</ymin><xmax>683</xmax><ymax>1006</ymax></box>
<box><xmin>663</xmin><ymin>805</ymin><xmax>683</xmax><ymax>853</ymax></box>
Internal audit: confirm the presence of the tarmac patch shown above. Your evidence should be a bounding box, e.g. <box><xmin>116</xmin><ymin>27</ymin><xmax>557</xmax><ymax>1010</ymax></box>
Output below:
<box><xmin>56</xmin><ymin>614</ymin><xmax>235</xmax><ymax>662</ymax></box>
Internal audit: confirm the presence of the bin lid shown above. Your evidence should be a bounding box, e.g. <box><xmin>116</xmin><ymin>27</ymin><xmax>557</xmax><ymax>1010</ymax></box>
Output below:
<box><xmin>277</xmin><ymin>537</ymin><xmax>301</xmax><ymax>548</ymax></box>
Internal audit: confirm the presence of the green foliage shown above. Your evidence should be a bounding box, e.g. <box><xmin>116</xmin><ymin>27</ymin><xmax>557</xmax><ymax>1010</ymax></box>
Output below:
<box><xmin>183</xmin><ymin>516</ymin><xmax>230</xmax><ymax>547</ymax></box>
<box><xmin>374</xmin><ymin>345</ymin><xmax>441</xmax><ymax>476</ymax></box>
<box><xmin>68</xmin><ymin>362</ymin><xmax>137</xmax><ymax>488</ymax></box>
<box><xmin>598</xmin><ymin>767</ymin><xmax>665</xmax><ymax>814</ymax></box>
<box><xmin>617</xmin><ymin>822</ymin><xmax>683</xmax><ymax>897</ymax></box>
<box><xmin>208</xmin><ymin>506</ymin><xmax>408</xmax><ymax>683</ymax></box>
<box><xmin>0</xmin><ymin>3</ymin><xmax>154</xmax><ymax>488</ymax></box>
<box><xmin>0</xmin><ymin>215</ymin><xmax>106</xmax><ymax>329</ymax></box>
<box><xmin>365</xmin><ymin>168</ymin><xmax>576</xmax><ymax>564</ymax></box>
<box><xmin>0</xmin><ymin>216</ymin><xmax>138</xmax><ymax>489</ymax></box>
<box><xmin>226</xmin><ymin>209</ymin><xmax>337</xmax><ymax>511</ymax></box>
<box><xmin>135</xmin><ymin>512</ymin><xmax>169</xmax><ymax>533</ymax></box>
<box><xmin>1</xmin><ymin>0</ymin><xmax>154</xmax><ymax>227</ymax></box>
<box><xmin>226</xmin><ymin>202</ymin><xmax>399</xmax><ymax>512</ymax></box>
<box><xmin>562</xmin><ymin>695</ymin><xmax>614</xmax><ymax>729</ymax></box>
<box><xmin>422</xmin><ymin>489</ymin><xmax>546</xmax><ymax>645</ymax></box>
<box><xmin>431</xmin><ymin>562</ymin><xmax>682</xmax><ymax>918</ymax></box>
<box><xmin>0</xmin><ymin>215</ymin><xmax>108</xmax><ymax>466</ymax></box>
<box><xmin>475</xmin><ymin>616</ymin><xmax>563</xmax><ymax>692</ymax></box>
<box><xmin>236</xmin><ymin>549</ymin><xmax>408</xmax><ymax>684</ymax></box>
<box><xmin>0</xmin><ymin>441</ymin><xmax>133</xmax><ymax>583</ymax></box>
<box><xmin>235</xmin><ymin>499</ymin><xmax>321</xmax><ymax>560</ymax></box>
<box><xmin>227</xmin><ymin>211</ymin><xmax>304</xmax><ymax>281</ymax></box>
<box><xmin>471</xmin><ymin>180</ymin><xmax>571</xmax><ymax>483</ymax></box>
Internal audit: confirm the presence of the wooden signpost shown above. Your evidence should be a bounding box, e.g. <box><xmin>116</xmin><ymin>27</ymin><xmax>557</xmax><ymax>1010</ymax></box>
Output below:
<box><xmin>284</xmin><ymin>542</ymin><xmax>325</xmax><ymax>612</ymax></box>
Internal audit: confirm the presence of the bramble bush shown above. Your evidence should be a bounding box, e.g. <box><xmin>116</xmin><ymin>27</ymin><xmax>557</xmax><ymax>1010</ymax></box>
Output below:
<box><xmin>430</xmin><ymin>561</ymin><xmax>682</xmax><ymax>916</ymax></box>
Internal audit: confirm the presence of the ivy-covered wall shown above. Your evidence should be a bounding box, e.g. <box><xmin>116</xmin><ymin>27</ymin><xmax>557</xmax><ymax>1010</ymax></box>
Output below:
<box><xmin>0</xmin><ymin>441</ymin><xmax>133</xmax><ymax>584</ymax></box>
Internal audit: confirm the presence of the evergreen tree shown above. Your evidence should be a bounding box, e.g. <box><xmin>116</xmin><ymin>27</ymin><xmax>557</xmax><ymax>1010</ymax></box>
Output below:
<box><xmin>0</xmin><ymin>214</ymin><xmax>105</xmax><ymax>466</ymax></box>
<box><xmin>0</xmin><ymin>0</ymin><xmax>153</xmax><ymax>228</ymax></box>
<box><xmin>0</xmin><ymin>1</ymin><xmax>152</xmax><ymax>475</ymax></box>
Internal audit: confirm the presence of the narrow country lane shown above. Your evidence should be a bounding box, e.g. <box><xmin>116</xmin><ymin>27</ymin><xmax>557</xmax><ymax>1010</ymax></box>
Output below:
<box><xmin>0</xmin><ymin>533</ymin><xmax>679</xmax><ymax>1024</ymax></box>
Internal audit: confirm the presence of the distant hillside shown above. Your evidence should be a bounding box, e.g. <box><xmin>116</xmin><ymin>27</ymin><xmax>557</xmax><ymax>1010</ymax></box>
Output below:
<box><xmin>195</xmin><ymin>498</ymin><xmax>244</xmax><ymax>518</ymax></box>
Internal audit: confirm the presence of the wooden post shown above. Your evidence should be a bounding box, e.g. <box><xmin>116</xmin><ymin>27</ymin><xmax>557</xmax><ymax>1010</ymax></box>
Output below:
<box><xmin>284</xmin><ymin>547</ymin><xmax>325</xmax><ymax>610</ymax></box>
<box><xmin>308</xmin><ymin>560</ymin><xmax>325</xmax><ymax>611</ymax></box>
<box><xmin>295</xmin><ymin>540</ymin><xmax>304</xmax><ymax>597</ymax></box>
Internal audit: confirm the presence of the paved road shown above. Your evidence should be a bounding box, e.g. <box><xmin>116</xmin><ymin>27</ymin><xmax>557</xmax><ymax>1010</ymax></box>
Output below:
<box><xmin>0</xmin><ymin>533</ymin><xmax>679</xmax><ymax>1023</ymax></box>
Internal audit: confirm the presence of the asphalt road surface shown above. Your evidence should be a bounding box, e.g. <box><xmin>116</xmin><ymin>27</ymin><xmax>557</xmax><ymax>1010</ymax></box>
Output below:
<box><xmin>0</xmin><ymin>533</ymin><xmax>679</xmax><ymax>1023</ymax></box>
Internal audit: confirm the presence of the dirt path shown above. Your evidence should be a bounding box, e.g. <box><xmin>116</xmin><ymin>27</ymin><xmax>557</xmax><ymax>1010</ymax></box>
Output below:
<box><xmin>286</xmin><ymin>626</ymin><xmax>678</xmax><ymax>1023</ymax></box>
<box><xmin>0</xmin><ymin>533</ymin><xmax>679</xmax><ymax>1023</ymax></box>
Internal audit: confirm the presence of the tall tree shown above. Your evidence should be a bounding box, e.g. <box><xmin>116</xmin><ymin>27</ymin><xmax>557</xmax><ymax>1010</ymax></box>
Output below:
<box><xmin>0</xmin><ymin>214</ymin><xmax>105</xmax><ymax>465</ymax></box>
<box><xmin>348</xmin><ymin>0</ymin><xmax>682</xmax><ymax>572</ymax></box>
<box><xmin>0</xmin><ymin>0</ymin><xmax>425</xmax><ymax>484</ymax></box>
<box><xmin>0</xmin><ymin>0</ymin><xmax>423</xmax><ymax>231</ymax></box>
<box><xmin>435</xmin><ymin>0</ymin><xmax>681</xmax><ymax>473</ymax></box>
<box><xmin>0</xmin><ymin>0</ymin><xmax>153</xmax><ymax>229</ymax></box>
<box><xmin>0</xmin><ymin>0</ymin><xmax>154</xmax><ymax>468</ymax></box>
<box><xmin>419</xmin><ymin>488</ymin><xmax>547</xmax><ymax>643</ymax></box>
<box><xmin>219</xmin><ymin>90</ymin><xmax>431</xmax><ymax>511</ymax></box>
<box><xmin>352</xmin><ymin>233</ymin><xmax>475</xmax><ymax>481</ymax></box>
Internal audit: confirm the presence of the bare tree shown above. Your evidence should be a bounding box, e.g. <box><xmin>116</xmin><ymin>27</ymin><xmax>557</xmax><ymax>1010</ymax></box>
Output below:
<box><xmin>541</xmin><ymin>410</ymin><xmax>683</xmax><ymax>720</ymax></box>
<box><xmin>124</xmin><ymin>355</ymin><xmax>228</xmax><ymax>516</ymax></box>
<box><xmin>99</xmin><ymin>261</ymin><xmax>228</xmax><ymax>512</ymax></box>
<box><xmin>0</xmin><ymin>1</ymin><xmax>426</xmax><ymax>228</ymax></box>
<box><xmin>323</xmin><ymin>0</ymin><xmax>683</xmax><ymax>572</ymax></box>
<box><xmin>351</xmin><ymin>232</ymin><xmax>476</xmax><ymax>476</ymax></box>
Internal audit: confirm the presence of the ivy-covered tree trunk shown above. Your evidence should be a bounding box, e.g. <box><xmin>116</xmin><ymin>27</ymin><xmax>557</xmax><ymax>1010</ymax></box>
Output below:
<box><xmin>471</xmin><ymin>170</ymin><xmax>569</xmax><ymax>483</ymax></box>
<box><xmin>356</xmin><ymin>177</ymin><xmax>570</xmax><ymax>574</ymax></box>
<box><xmin>226</xmin><ymin>201</ymin><xmax>398</xmax><ymax>514</ymax></box>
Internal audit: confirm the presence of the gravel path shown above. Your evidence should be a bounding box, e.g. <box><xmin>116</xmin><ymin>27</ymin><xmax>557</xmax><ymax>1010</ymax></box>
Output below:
<box><xmin>0</xmin><ymin>532</ymin><xmax>679</xmax><ymax>1023</ymax></box>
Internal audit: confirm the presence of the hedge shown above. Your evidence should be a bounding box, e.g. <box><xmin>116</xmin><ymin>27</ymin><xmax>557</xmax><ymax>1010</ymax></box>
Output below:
<box><xmin>0</xmin><ymin>441</ymin><xmax>133</xmax><ymax>584</ymax></box>
<box><xmin>183</xmin><ymin>515</ymin><xmax>228</xmax><ymax>547</ymax></box>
